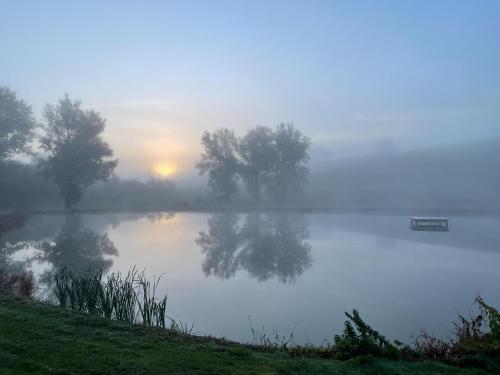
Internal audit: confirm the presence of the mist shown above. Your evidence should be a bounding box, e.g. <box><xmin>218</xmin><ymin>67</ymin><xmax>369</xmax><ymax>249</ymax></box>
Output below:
<box><xmin>2</xmin><ymin>1</ymin><xmax>500</xmax><ymax>373</ymax></box>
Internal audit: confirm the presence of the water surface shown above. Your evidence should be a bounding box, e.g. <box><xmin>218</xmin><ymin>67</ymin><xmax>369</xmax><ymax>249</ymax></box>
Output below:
<box><xmin>2</xmin><ymin>212</ymin><xmax>499</xmax><ymax>344</ymax></box>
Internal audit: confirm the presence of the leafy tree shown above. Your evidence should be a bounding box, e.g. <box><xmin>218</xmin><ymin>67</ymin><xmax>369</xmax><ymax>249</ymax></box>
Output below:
<box><xmin>39</xmin><ymin>95</ymin><xmax>117</xmax><ymax>209</ymax></box>
<box><xmin>0</xmin><ymin>86</ymin><xmax>36</xmax><ymax>163</ymax></box>
<box><xmin>268</xmin><ymin>123</ymin><xmax>310</xmax><ymax>205</ymax></box>
<box><xmin>196</xmin><ymin>124</ymin><xmax>311</xmax><ymax>206</ymax></box>
<box><xmin>196</xmin><ymin>128</ymin><xmax>239</xmax><ymax>203</ymax></box>
<box><xmin>238</xmin><ymin>126</ymin><xmax>275</xmax><ymax>206</ymax></box>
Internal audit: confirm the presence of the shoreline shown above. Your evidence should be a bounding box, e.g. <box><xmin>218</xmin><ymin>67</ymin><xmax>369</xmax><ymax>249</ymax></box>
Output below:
<box><xmin>4</xmin><ymin>206</ymin><xmax>500</xmax><ymax>217</ymax></box>
<box><xmin>0</xmin><ymin>294</ymin><xmax>490</xmax><ymax>374</ymax></box>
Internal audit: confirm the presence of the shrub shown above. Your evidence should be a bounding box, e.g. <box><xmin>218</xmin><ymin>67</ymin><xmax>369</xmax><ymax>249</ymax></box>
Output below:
<box><xmin>476</xmin><ymin>296</ymin><xmax>500</xmax><ymax>339</ymax></box>
<box><xmin>413</xmin><ymin>330</ymin><xmax>451</xmax><ymax>360</ymax></box>
<box><xmin>333</xmin><ymin>309</ymin><xmax>399</xmax><ymax>360</ymax></box>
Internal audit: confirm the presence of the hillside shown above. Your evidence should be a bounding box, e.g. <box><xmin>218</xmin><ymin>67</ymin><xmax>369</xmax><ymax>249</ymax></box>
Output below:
<box><xmin>307</xmin><ymin>140</ymin><xmax>500</xmax><ymax>209</ymax></box>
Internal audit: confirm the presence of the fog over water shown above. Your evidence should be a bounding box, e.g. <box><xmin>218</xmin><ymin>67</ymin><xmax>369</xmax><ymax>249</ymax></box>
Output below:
<box><xmin>1</xmin><ymin>1</ymin><xmax>500</xmax><ymax>359</ymax></box>
<box><xmin>3</xmin><ymin>212</ymin><xmax>499</xmax><ymax>344</ymax></box>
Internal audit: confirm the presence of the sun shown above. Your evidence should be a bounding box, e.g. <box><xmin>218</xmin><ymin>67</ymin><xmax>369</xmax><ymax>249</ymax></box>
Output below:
<box><xmin>153</xmin><ymin>162</ymin><xmax>177</xmax><ymax>178</ymax></box>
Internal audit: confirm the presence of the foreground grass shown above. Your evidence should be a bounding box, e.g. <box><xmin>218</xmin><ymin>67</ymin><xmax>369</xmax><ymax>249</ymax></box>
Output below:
<box><xmin>0</xmin><ymin>295</ymin><xmax>488</xmax><ymax>374</ymax></box>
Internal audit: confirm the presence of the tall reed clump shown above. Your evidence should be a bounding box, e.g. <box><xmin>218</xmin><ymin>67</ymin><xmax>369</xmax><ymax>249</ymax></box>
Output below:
<box><xmin>52</xmin><ymin>267</ymin><xmax>168</xmax><ymax>327</ymax></box>
<box><xmin>136</xmin><ymin>271</ymin><xmax>167</xmax><ymax>328</ymax></box>
<box><xmin>0</xmin><ymin>269</ymin><xmax>35</xmax><ymax>298</ymax></box>
<box><xmin>102</xmin><ymin>269</ymin><xmax>137</xmax><ymax>323</ymax></box>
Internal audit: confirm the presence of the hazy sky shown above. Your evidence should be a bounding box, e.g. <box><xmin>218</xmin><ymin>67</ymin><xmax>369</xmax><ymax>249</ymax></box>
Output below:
<box><xmin>2</xmin><ymin>0</ymin><xmax>499</xmax><ymax>179</ymax></box>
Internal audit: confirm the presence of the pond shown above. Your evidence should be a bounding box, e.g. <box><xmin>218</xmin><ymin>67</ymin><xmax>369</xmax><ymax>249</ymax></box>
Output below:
<box><xmin>2</xmin><ymin>212</ymin><xmax>500</xmax><ymax>344</ymax></box>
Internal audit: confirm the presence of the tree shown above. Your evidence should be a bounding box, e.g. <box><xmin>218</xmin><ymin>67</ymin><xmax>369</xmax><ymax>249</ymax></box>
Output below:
<box><xmin>238</xmin><ymin>126</ymin><xmax>275</xmax><ymax>206</ymax></box>
<box><xmin>0</xmin><ymin>86</ymin><xmax>36</xmax><ymax>163</ymax></box>
<box><xmin>196</xmin><ymin>124</ymin><xmax>311</xmax><ymax>207</ymax></box>
<box><xmin>39</xmin><ymin>95</ymin><xmax>117</xmax><ymax>209</ymax></box>
<box><xmin>268</xmin><ymin>123</ymin><xmax>310</xmax><ymax>205</ymax></box>
<box><xmin>196</xmin><ymin>128</ymin><xmax>239</xmax><ymax>203</ymax></box>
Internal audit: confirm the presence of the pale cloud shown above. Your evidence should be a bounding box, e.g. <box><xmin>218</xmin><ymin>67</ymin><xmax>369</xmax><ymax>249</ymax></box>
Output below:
<box><xmin>85</xmin><ymin>99</ymin><xmax>177</xmax><ymax>110</ymax></box>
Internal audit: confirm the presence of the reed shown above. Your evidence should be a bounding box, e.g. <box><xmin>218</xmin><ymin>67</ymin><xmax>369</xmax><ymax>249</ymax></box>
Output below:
<box><xmin>168</xmin><ymin>318</ymin><xmax>195</xmax><ymax>335</ymax></box>
<box><xmin>18</xmin><ymin>271</ymin><xmax>35</xmax><ymax>298</ymax></box>
<box><xmin>136</xmin><ymin>271</ymin><xmax>167</xmax><ymax>327</ymax></box>
<box><xmin>0</xmin><ymin>269</ymin><xmax>35</xmax><ymax>298</ymax></box>
<box><xmin>111</xmin><ymin>268</ymin><xmax>137</xmax><ymax>323</ymax></box>
<box><xmin>52</xmin><ymin>266</ymin><xmax>168</xmax><ymax>326</ymax></box>
<box><xmin>53</xmin><ymin>267</ymin><xmax>69</xmax><ymax>307</ymax></box>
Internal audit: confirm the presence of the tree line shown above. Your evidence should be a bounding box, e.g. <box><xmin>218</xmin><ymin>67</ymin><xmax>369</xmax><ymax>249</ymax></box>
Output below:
<box><xmin>196</xmin><ymin>125</ymin><xmax>311</xmax><ymax>206</ymax></box>
<box><xmin>1</xmin><ymin>86</ymin><xmax>117</xmax><ymax>209</ymax></box>
<box><xmin>2</xmin><ymin>85</ymin><xmax>311</xmax><ymax>209</ymax></box>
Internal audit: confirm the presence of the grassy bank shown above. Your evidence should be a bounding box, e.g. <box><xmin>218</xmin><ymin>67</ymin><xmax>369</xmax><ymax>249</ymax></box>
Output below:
<box><xmin>0</xmin><ymin>295</ymin><xmax>489</xmax><ymax>375</ymax></box>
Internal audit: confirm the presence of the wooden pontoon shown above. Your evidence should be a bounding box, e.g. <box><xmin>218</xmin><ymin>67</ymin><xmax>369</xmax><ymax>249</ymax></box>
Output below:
<box><xmin>409</xmin><ymin>217</ymin><xmax>449</xmax><ymax>232</ymax></box>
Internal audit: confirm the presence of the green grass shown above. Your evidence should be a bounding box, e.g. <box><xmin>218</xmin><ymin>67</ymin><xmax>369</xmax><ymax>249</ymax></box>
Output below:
<box><xmin>0</xmin><ymin>295</ymin><xmax>489</xmax><ymax>375</ymax></box>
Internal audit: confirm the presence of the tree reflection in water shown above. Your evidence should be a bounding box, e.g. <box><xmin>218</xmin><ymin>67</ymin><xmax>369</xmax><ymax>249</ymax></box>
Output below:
<box><xmin>0</xmin><ymin>215</ymin><xmax>32</xmax><ymax>274</ymax></box>
<box><xmin>197</xmin><ymin>213</ymin><xmax>312</xmax><ymax>283</ymax></box>
<box><xmin>37</xmin><ymin>214</ymin><xmax>118</xmax><ymax>274</ymax></box>
<box><xmin>197</xmin><ymin>213</ymin><xmax>242</xmax><ymax>279</ymax></box>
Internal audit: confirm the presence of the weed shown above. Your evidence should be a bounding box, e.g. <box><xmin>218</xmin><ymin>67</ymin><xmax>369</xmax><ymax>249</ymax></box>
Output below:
<box><xmin>168</xmin><ymin>318</ymin><xmax>195</xmax><ymax>335</ymax></box>
<box><xmin>476</xmin><ymin>296</ymin><xmax>500</xmax><ymax>339</ymax></box>
<box><xmin>249</xmin><ymin>316</ymin><xmax>297</xmax><ymax>351</ymax></box>
<box><xmin>333</xmin><ymin>309</ymin><xmax>399</xmax><ymax>360</ymax></box>
<box><xmin>413</xmin><ymin>330</ymin><xmax>451</xmax><ymax>360</ymax></box>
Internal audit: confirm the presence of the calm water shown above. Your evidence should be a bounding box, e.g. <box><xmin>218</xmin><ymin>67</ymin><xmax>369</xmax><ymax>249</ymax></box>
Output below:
<box><xmin>2</xmin><ymin>212</ymin><xmax>500</xmax><ymax>344</ymax></box>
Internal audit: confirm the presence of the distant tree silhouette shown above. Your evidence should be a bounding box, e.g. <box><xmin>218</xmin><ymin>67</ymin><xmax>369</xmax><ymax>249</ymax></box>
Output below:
<box><xmin>196</xmin><ymin>124</ymin><xmax>310</xmax><ymax>206</ymax></box>
<box><xmin>268</xmin><ymin>123</ymin><xmax>310</xmax><ymax>205</ymax></box>
<box><xmin>0</xmin><ymin>86</ymin><xmax>36</xmax><ymax>163</ymax></box>
<box><xmin>0</xmin><ymin>161</ymin><xmax>58</xmax><ymax>209</ymax></box>
<box><xmin>238</xmin><ymin>126</ymin><xmax>275</xmax><ymax>206</ymax></box>
<box><xmin>196</xmin><ymin>128</ymin><xmax>239</xmax><ymax>203</ymax></box>
<box><xmin>39</xmin><ymin>95</ymin><xmax>117</xmax><ymax>209</ymax></box>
